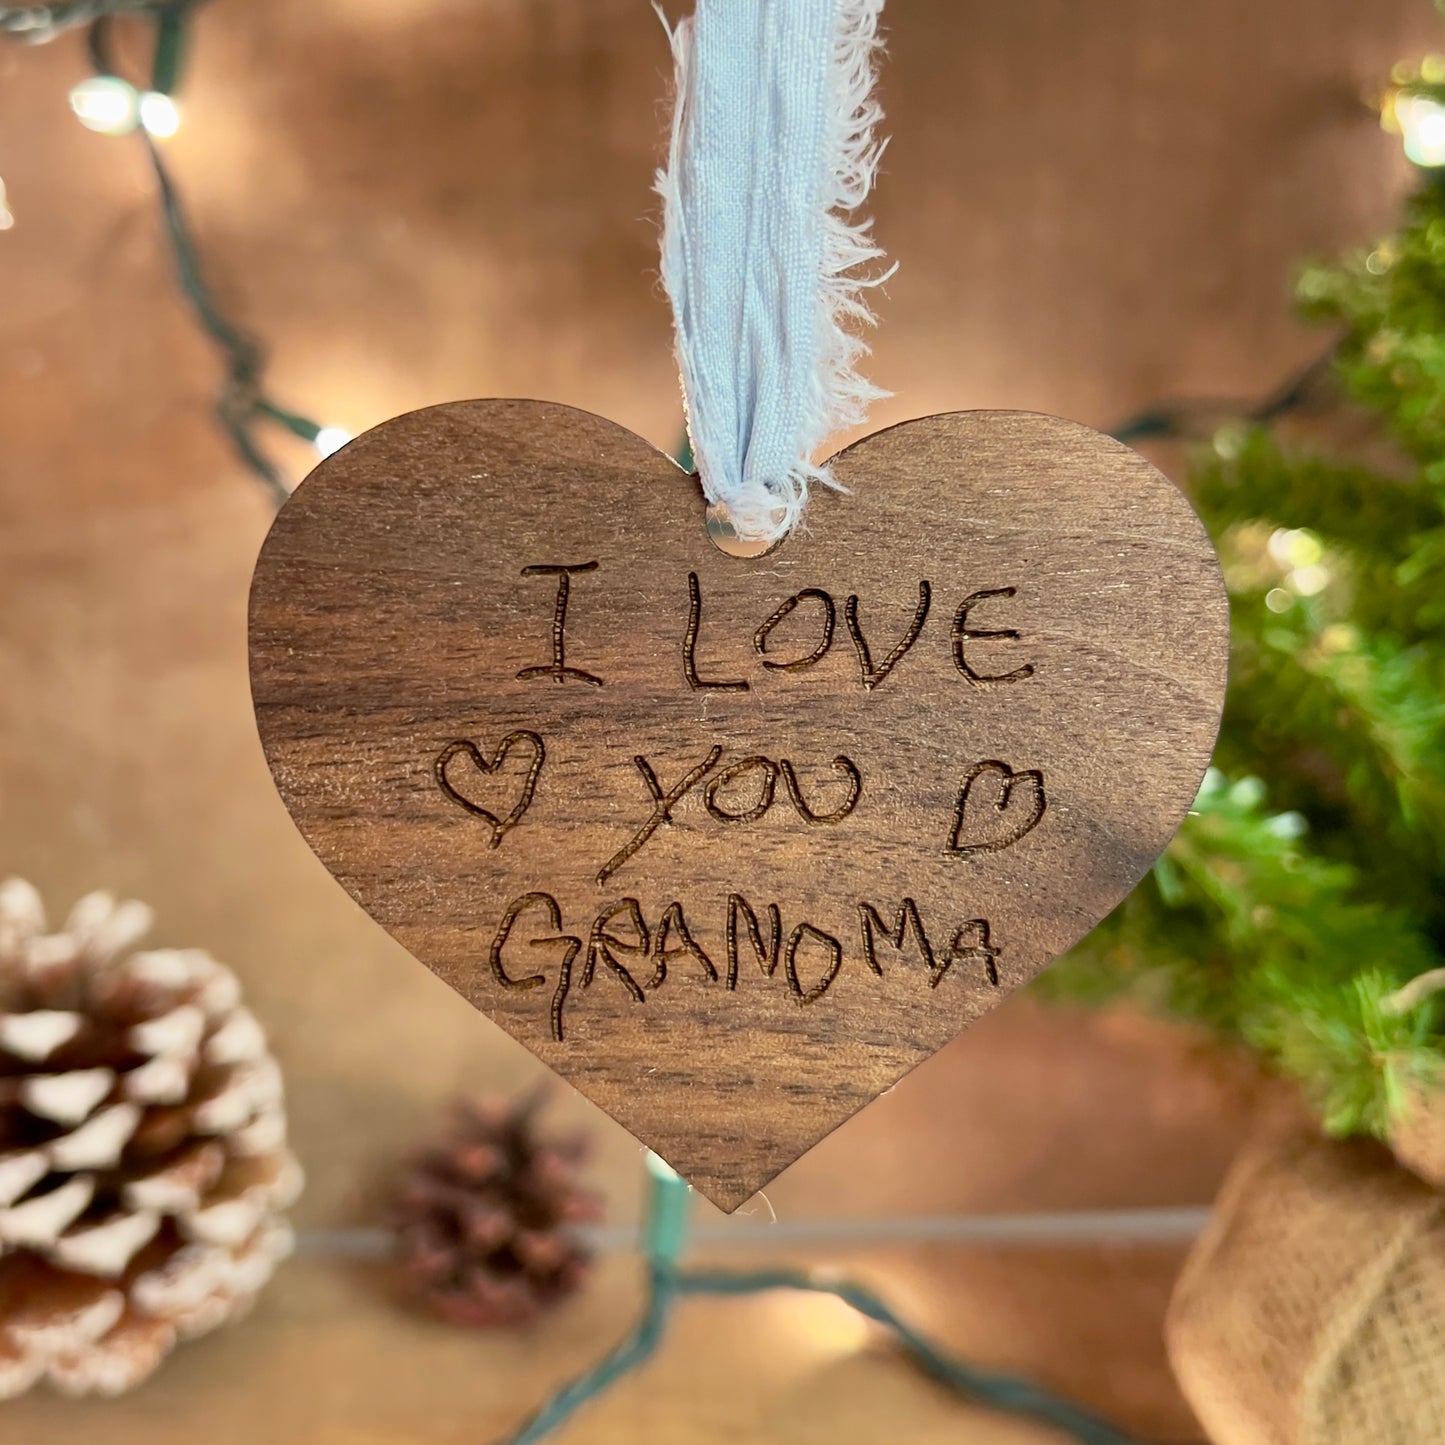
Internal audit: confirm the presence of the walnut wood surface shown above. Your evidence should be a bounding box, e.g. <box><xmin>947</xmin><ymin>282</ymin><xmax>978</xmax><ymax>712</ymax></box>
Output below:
<box><xmin>248</xmin><ymin>401</ymin><xmax>1227</xmax><ymax>1210</ymax></box>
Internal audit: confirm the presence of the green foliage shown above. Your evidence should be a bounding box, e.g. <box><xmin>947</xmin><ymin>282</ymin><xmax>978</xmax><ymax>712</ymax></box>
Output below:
<box><xmin>1298</xmin><ymin>183</ymin><xmax>1445</xmax><ymax>480</ymax></box>
<box><xmin>1045</xmin><ymin>774</ymin><xmax>1441</xmax><ymax>1136</ymax></box>
<box><xmin>1044</xmin><ymin>140</ymin><xmax>1445</xmax><ymax>1143</ymax></box>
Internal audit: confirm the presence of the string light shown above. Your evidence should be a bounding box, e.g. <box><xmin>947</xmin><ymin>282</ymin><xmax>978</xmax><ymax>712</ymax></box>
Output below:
<box><xmin>68</xmin><ymin>73</ymin><xmax>139</xmax><ymax>134</ymax></box>
<box><xmin>313</xmin><ymin>425</ymin><xmax>352</xmax><ymax>457</ymax></box>
<box><xmin>13</xmin><ymin>0</ymin><xmax>1340</xmax><ymax>512</ymax></box>
<box><xmin>494</xmin><ymin>1156</ymin><xmax>1149</xmax><ymax>1445</ymax></box>
<box><xmin>138</xmin><ymin>89</ymin><xmax>179</xmax><ymax>137</ymax></box>
<box><xmin>10</xmin><ymin>0</ymin><xmax>342</xmax><ymax>502</ymax></box>
<box><xmin>1379</xmin><ymin>55</ymin><xmax>1445</xmax><ymax>167</ymax></box>
<box><xmin>1267</xmin><ymin>526</ymin><xmax>1332</xmax><ymax>598</ymax></box>
<box><xmin>70</xmin><ymin>76</ymin><xmax>179</xmax><ymax>139</ymax></box>
<box><xmin>1398</xmin><ymin>92</ymin><xmax>1445</xmax><ymax>166</ymax></box>
<box><xmin>1112</xmin><ymin>352</ymin><xmax>1334</xmax><ymax>449</ymax></box>
<box><xmin>1267</xmin><ymin>527</ymin><xmax>1319</xmax><ymax>568</ymax></box>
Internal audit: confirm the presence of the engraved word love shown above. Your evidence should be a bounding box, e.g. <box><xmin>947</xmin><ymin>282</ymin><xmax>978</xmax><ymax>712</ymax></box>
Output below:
<box><xmin>250</xmin><ymin>400</ymin><xmax>1228</xmax><ymax>1208</ymax></box>
<box><xmin>512</xmin><ymin>561</ymin><xmax>1030</xmax><ymax>694</ymax></box>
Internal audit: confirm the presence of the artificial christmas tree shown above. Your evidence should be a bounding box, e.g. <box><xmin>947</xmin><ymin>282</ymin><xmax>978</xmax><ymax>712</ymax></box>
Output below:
<box><xmin>388</xmin><ymin>1093</ymin><xmax>599</xmax><ymax>1329</ymax></box>
<box><xmin>0</xmin><ymin>878</ymin><xmax>301</xmax><ymax>1397</ymax></box>
<box><xmin>1044</xmin><ymin>173</ymin><xmax>1445</xmax><ymax>1159</ymax></box>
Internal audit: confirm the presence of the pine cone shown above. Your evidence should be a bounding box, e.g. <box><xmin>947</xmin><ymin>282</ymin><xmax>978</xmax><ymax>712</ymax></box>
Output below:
<box><xmin>389</xmin><ymin>1093</ymin><xmax>600</xmax><ymax>1328</ymax></box>
<box><xmin>0</xmin><ymin>879</ymin><xmax>302</xmax><ymax>1398</ymax></box>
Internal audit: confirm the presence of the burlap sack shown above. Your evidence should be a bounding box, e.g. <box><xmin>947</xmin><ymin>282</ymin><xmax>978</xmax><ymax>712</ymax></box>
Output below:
<box><xmin>1166</xmin><ymin>1126</ymin><xmax>1445</xmax><ymax>1445</ymax></box>
<box><xmin>1392</xmin><ymin>1080</ymin><xmax>1445</xmax><ymax>1193</ymax></box>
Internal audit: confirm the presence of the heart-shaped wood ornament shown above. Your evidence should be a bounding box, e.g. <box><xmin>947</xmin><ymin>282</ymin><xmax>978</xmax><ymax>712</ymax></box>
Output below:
<box><xmin>249</xmin><ymin>400</ymin><xmax>1228</xmax><ymax>1210</ymax></box>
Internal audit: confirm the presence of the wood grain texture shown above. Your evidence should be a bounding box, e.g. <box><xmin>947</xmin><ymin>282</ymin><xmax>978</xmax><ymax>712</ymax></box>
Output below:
<box><xmin>248</xmin><ymin>400</ymin><xmax>1227</xmax><ymax>1210</ymax></box>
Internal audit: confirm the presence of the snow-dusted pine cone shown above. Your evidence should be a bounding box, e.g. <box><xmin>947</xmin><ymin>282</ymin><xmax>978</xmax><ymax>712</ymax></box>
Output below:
<box><xmin>389</xmin><ymin>1093</ymin><xmax>599</xmax><ymax>1329</ymax></box>
<box><xmin>0</xmin><ymin>879</ymin><xmax>302</xmax><ymax>1398</ymax></box>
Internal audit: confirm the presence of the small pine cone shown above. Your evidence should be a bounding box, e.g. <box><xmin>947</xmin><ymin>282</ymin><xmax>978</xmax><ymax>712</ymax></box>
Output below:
<box><xmin>389</xmin><ymin>1092</ymin><xmax>600</xmax><ymax>1329</ymax></box>
<box><xmin>0</xmin><ymin>880</ymin><xmax>302</xmax><ymax>1398</ymax></box>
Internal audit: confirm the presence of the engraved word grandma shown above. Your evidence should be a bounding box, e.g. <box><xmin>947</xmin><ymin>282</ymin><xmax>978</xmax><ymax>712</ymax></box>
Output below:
<box><xmin>490</xmin><ymin>891</ymin><xmax>1002</xmax><ymax>1042</ymax></box>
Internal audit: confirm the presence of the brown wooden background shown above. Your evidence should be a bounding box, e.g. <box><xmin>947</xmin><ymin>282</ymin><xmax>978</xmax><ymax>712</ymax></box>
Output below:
<box><xmin>0</xmin><ymin>1</ymin><xmax>1434</xmax><ymax>1440</ymax></box>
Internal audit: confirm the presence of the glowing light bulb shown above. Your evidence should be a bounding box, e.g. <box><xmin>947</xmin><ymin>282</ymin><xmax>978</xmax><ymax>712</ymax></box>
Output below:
<box><xmin>1398</xmin><ymin>93</ymin><xmax>1445</xmax><ymax>167</ymax></box>
<box><xmin>0</xmin><ymin>178</ymin><xmax>13</xmax><ymax>232</ymax></box>
<box><xmin>1288</xmin><ymin>563</ymin><xmax>1330</xmax><ymax>597</ymax></box>
<box><xmin>770</xmin><ymin>1289</ymin><xmax>872</xmax><ymax>1360</ymax></box>
<box><xmin>313</xmin><ymin>426</ymin><xmax>352</xmax><ymax>458</ymax></box>
<box><xmin>1268</xmin><ymin>527</ymin><xmax>1323</xmax><ymax>569</ymax></box>
<box><xmin>69</xmin><ymin>76</ymin><xmax>140</xmax><ymax>136</ymax></box>
<box><xmin>138</xmin><ymin>92</ymin><xmax>181</xmax><ymax>139</ymax></box>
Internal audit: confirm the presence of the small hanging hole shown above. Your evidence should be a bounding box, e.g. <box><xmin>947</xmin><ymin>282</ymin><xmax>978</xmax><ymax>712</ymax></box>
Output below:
<box><xmin>706</xmin><ymin>500</ymin><xmax>786</xmax><ymax>559</ymax></box>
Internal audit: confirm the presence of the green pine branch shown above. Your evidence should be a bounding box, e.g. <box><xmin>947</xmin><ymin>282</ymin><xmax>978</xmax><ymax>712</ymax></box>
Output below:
<box><xmin>1046</xmin><ymin>125</ymin><xmax>1445</xmax><ymax>1146</ymax></box>
<box><xmin>1043</xmin><ymin>773</ymin><xmax>1440</xmax><ymax>1137</ymax></box>
<box><xmin>1215</xmin><ymin>588</ymin><xmax>1445</xmax><ymax>900</ymax></box>
<box><xmin>1300</xmin><ymin>182</ymin><xmax>1445</xmax><ymax>484</ymax></box>
<box><xmin>1194</xmin><ymin>428</ymin><xmax>1439</xmax><ymax>570</ymax></box>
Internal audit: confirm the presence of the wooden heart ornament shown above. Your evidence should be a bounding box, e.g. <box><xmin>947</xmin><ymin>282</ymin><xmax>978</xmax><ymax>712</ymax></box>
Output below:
<box><xmin>248</xmin><ymin>400</ymin><xmax>1228</xmax><ymax>1210</ymax></box>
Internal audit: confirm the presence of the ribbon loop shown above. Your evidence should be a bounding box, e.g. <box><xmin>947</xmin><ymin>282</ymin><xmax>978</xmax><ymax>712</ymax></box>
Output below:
<box><xmin>657</xmin><ymin>0</ymin><xmax>890</xmax><ymax>544</ymax></box>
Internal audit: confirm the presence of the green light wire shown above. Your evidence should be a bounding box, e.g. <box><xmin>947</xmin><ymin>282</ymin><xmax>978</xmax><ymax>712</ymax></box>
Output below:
<box><xmin>1110</xmin><ymin>346</ymin><xmax>1335</xmax><ymax>446</ymax></box>
<box><xmin>3</xmin><ymin>0</ymin><xmax>330</xmax><ymax>501</ymax></box>
<box><xmin>4</xmin><ymin>0</ymin><xmax>1324</xmax><ymax>505</ymax></box>
<box><xmin>84</xmin><ymin>6</ymin><xmax>324</xmax><ymax>502</ymax></box>
<box><xmin>497</xmin><ymin>1154</ymin><xmax>1159</xmax><ymax>1445</ymax></box>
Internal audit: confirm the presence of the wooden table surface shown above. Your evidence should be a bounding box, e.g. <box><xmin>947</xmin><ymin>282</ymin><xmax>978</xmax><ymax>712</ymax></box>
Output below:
<box><xmin>0</xmin><ymin>0</ymin><xmax>1432</xmax><ymax>1439</ymax></box>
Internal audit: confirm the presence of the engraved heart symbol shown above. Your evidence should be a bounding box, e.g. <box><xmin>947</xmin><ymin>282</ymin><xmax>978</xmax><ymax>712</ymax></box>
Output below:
<box><xmin>434</xmin><ymin>731</ymin><xmax>545</xmax><ymax>849</ymax></box>
<box><xmin>249</xmin><ymin>400</ymin><xmax>1228</xmax><ymax>1210</ymax></box>
<box><xmin>948</xmin><ymin>760</ymin><xmax>1046</xmax><ymax>856</ymax></box>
